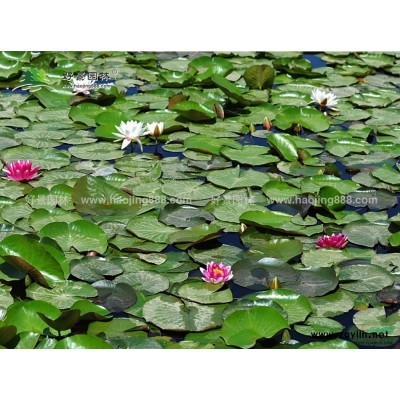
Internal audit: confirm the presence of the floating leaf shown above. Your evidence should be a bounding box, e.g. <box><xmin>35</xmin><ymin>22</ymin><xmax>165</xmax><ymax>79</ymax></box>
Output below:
<box><xmin>339</xmin><ymin>262</ymin><xmax>393</xmax><ymax>293</ymax></box>
<box><xmin>274</xmin><ymin>107</ymin><xmax>330</xmax><ymax>132</ymax></box>
<box><xmin>221</xmin><ymin>307</ymin><xmax>289</xmax><ymax>348</ymax></box>
<box><xmin>26</xmin><ymin>281</ymin><xmax>97</xmax><ymax>309</ymax></box>
<box><xmin>243</xmin><ymin>64</ymin><xmax>275</xmax><ymax>90</ymax></box>
<box><xmin>127</xmin><ymin>211</ymin><xmax>180</xmax><ymax>244</ymax></box>
<box><xmin>143</xmin><ymin>294</ymin><xmax>226</xmax><ymax>332</ymax></box>
<box><xmin>354</xmin><ymin>307</ymin><xmax>400</xmax><ymax>336</ymax></box>
<box><xmin>55</xmin><ymin>334</ymin><xmax>112</xmax><ymax>349</ymax></box>
<box><xmin>72</xmin><ymin>175</ymin><xmax>141</xmax><ymax>215</ymax></box>
<box><xmin>70</xmin><ymin>257</ymin><xmax>123</xmax><ymax>283</ymax></box>
<box><xmin>173</xmin><ymin>101</ymin><xmax>215</xmax><ymax>121</ymax></box>
<box><xmin>91</xmin><ymin>281</ymin><xmax>137</xmax><ymax>313</ymax></box>
<box><xmin>39</xmin><ymin>220</ymin><xmax>108</xmax><ymax>253</ymax></box>
<box><xmin>0</xmin><ymin>235</ymin><xmax>66</xmax><ymax>288</ymax></box>
<box><xmin>232</xmin><ymin>257</ymin><xmax>338</xmax><ymax>296</ymax></box>
<box><xmin>243</xmin><ymin>289</ymin><xmax>312</xmax><ymax>325</ymax></box>
<box><xmin>171</xmin><ymin>280</ymin><xmax>233</xmax><ymax>304</ymax></box>
<box><xmin>342</xmin><ymin>220</ymin><xmax>390</xmax><ymax>247</ymax></box>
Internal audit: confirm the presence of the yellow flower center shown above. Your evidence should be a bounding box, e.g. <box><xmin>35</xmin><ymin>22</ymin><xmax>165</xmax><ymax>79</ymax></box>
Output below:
<box><xmin>213</xmin><ymin>268</ymin><xmax>224</xmax><ymax>276</ymax></box>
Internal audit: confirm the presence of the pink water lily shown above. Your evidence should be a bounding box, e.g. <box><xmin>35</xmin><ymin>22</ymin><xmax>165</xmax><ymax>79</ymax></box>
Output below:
<box><xmin>2</xmin><ymin>160</ymin><xmax>41</xmax><ymax>182</ymax></box>
<box><xmin>200</xmin><ymin>261</ymin><xmax>233</xmax><ymax>284</ymax></box>
<box><xmin>316</xmin><ymin>233</ymin><xmax>348</xmax><ymax>249</ymax></box>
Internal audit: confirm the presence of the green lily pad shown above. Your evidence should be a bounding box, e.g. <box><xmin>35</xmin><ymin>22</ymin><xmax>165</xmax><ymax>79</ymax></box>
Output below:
<box><xmin>188</xmin><ymin>244</ymin><xmax>244</xmax><ymax>266</ymax></box>
<box><xmin>173</xmin><ymin>101</ymin><xmax>215</xmax><ymax>121</ymax></box>
<box><xmin>309</xmin><ymin>289</ymin><xmax>355</xmax><ymax>318</ymax></box>
<box><xmin>243</xmin><ymin>64</ymin><xmax>275</xmax><ymax>90</ymax></box>
<box><xmin>274</xmin><ymin>107</ymin><xmax>330</xmax><ymax>132</ymax></box>
<box><xmin>184</xmin><ymin>134</ymin><xmax>242</xmax><ymax>155</ymax></box>
<box><xmin>294</xmin><ymin>316</ymin><xmax>344</xmax><ymax>336</ymax></box>
<box><xmin>39</xmin><ymin>220</ymin><xmax>108</xmax><ymax>253</ymax></box>
<box><xmin>262</xmin><ymin>181</ymin><xmax>302</xmax><ymax>202</ymax></box>
<box><xmin>0</xmin><ymin>234</ymin><xmax>66</xmax><ymax>288</ymax></box>
<box><xmin>207</xmin><ymin>166</ymin><xmax>271</xmax><ymax>189</ymax></box>
<box><xmin>299</xmin><ymin>339</ymin><xmax>358</xmax><ymax>349</ymax></box>
<box><xmin>69</xmin><ymin>142</ymin><xmax>125</xmax><ymax>161</ymax></box>
<box><xmin>114</xmin><ymin>270</ymin><xmax>169</xmax><ymax>295</ymax></box>
<box><xmin>353</xmin><ymin>307</ymin><xmax>400</xmax><ymax>336</ymax></box>
<box><xmin>162</xmin><ymin>180</ymin><xmax>225</xmax><ymax>201</ymax></box>
<box><xmin>342</xmin><ymin>220</ymin><xmax>390</xmax><ymax>247</ymax></box>
<box><xmin>158</xmin><ymin>204</ymin><xmax>214</xmax><ymax>228</ymax></box>
<box><xmin>339</xmin><ymin>262</ymin><xmax>393</xmax><ymax>293</ymax></box>
<box><xmin>232</xmin><ymin>257</ymin><xmax>338</xmax><ymax>296</ymax></box>
<box><xmin>70</xmin><ymin>257</ymin><xmax>123</xmax><ymax>283</ymax></box>
<box><xmin>4</xmin><ymin>300</ymin><xmax>60</xmax><ymax>334</ymax></box>
<box><xmin>267</xmin><ymin>134</ymin><xmax>298</xmax><ymax>161</ymax></box>
<box><xmin>243</xmin><ymin>289</ymin><xmax>312</xmax><ymax>325</ymax></box>
<box><xmin>29</xmin><ymin>208</ymin><xmax>82</xmax><ymax>231</ymax></box>
<box><xmin>220</xmin><ymin>306</ymin><xmax>289</xmax><ymax>348</ymax></box>
<box><xmin>169</xmin><ymin>223</ymin><xmax>222</xmax><ymax>245</ymax></box>
<box><xmin>142</xmin><ymin>294</ymin><xmax>226</xmax><ymax>332</ymax></box>
<box><xmin>250</xmin><ymin>238</ymin><xmax>303</xmax><ymax>261</ymax></box>
<box><xmin>72</xmin><ymin>175</ymin><xmax>142</xmax><ymax>215</ymax></box>
<box><xmin>220</xmin><ymin>145</ymin><xmax>279</xmax><ymax>166</ymax></box>
<box><xmin>91</xmin><ymin>280</ymin><xmax>137</xmax><ymax>313</ymax></box>
<box><xmin>171</xmin><ymin>280</ymin><xmax>233</xmax><ymax>304</ymax></box>
<box><xmin>55</xmin><ymin>334</ymin><xmax>112</xmax><ymax>349</ymax></box>
<box><xmin>26</xmin><ymin>281</ymin><xmax>97</xmax><ymax>309</ymax></box>
<box><xmin>2</xmin><ymin>145</ymin><xmax>70</xmax><ymax>170</ymax></box>
<box><xmin>127</xmin><ymin>211</ymin><xmax>180</xmax><ymax>244</ymax></box>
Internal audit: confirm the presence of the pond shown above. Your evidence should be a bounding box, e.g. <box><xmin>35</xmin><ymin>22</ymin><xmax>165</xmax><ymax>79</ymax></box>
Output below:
<box><xmin>0</xmin><ymin>50</ymin><xmax>400</xmax><ymax>349</ymax></box>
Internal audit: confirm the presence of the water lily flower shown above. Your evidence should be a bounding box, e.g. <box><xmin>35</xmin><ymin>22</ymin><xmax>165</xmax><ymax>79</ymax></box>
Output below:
<box><xmin>311</xmin><ymin>88</ymin><xmax>338</xmax><ymax>110</ymax></box>
<box><xmin>316</xmin><ymin>233</ymin><xmax>348</xmax><ymax>249</ymax></box>
<box><xmin>2</xmin><ymin>160</ymin><xmax>41</xmax><ymax>182</ymax></box>
<box><xmin>72</xmin><ymin>76</ymin><xmax>96</xmax><ymax>95</ymax></box>
<box><xmin>112</xmin><ymin>120</ymin><xmax>148</xmax><ymax>151</ymax></box>
<box><xmin>145</xmin><ymin>122</ymin><xmax>164</xmax><ymax>138</ymax></box>
<box><xmin>200</xmin><ymin>261</ymin><xmax>233</xmax><ymax>284</ymax></box>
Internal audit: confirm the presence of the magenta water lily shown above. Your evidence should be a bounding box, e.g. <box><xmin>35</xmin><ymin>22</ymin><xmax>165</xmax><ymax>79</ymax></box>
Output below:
<box><xmin>2</xmin><ymin>160</ymin><xmax>41</xmax><ymax>182</ymax></box>
<box><xmin>200</xmin><ymin>261</ymin><xmax>233</xmax><ymax>284</ymax></box>
<box><xmin>316</xmin><ymin>233</ymin><xmax>348</xmax><ymax>249</ymax></box>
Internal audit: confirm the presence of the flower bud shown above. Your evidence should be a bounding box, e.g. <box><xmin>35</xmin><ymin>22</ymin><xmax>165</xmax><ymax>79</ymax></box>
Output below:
<box><xmin>263</xmin><ymin>116</ymin><xmax>272</xmax><ymax>131</ymax></box>
<box><xmin>268</xmin><ymin>277</ymin><xmax>280</xmax><ymax>289</ymax></box>
<box><xmin>249</xmin><ymin>123</ymin><xmax>256</xmax><ymax>133</ymax></box>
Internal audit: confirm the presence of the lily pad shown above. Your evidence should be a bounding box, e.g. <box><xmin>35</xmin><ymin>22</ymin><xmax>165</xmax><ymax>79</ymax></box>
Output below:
<box><xmin>243</xmin><ymin>289</ymin><xmax>312</xmax><ymax>325</ymax></box>
<box><xmin>274</xmin><ymin>107</ymin><xmax>330</xmax><ymax>132</ymax></box>
<box><xmin>0</xmin><ymin>235</ymin><xmax>66</xmax><ymax>288</ymax></box>
<box><xmin>26</xmin><ymin>281</ymin><xmax>97</xmax><ymax>309</ymax></box>
<box><xmin>232</xmin><ymin>257</ymin><xmax>338</xmax><ymax>296</ymax></box>
<box><xmin>243</xmin><ymin>64</ymin><xmax>275</xmax><ymax>90</ymax></box>
<box><xmin>39</xmin><ymin>220</ymin><xmax>108</xmax><ymax>253</ymax></box>
<box><xmin>142</xmin><ymin>294</ymin><xmax>226</xmax><ymax>332</ymax></box>
<box><xmin>220</xmin><ymin>306</ymin><xmax>289</xmax><ymax>348</ymax></box>
<box><xmin>353</xmin><ymin>307</ymin><xmax>400</xmax><ymax>336</ymax></box>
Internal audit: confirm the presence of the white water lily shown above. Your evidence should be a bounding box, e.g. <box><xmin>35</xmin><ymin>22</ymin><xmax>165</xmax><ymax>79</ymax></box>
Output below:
<box><xmin>72</xmin><ymin>76</ymin><xmax>96</xmax><ymax>95</ymax></box>
<box><xmin>145</xmin><ymin>122</ymin><xmax>164</xmax><ymax>138</ymax></box>
<box><xmin>112</xmin><ymin>120</ymin><xmax>148</xmax><ymax>151</ymax></box>
<box><xmin>311</xmin><ymin>88</ymin><xmax>338</xmax><ymax>110</ymax></box>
